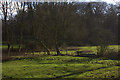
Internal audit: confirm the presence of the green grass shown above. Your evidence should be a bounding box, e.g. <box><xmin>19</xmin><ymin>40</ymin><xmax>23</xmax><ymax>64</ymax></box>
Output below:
<box><xmin>28</xmin><ymin>45</ymin><xmax>119</xmax><ymax>55</ymax></box>
<box><xmin>2</xmin><ymin>56</ymin><xmax>120</xmax><ymax>78</ymax></box>
<box><xmin>76</xmin><ymin>66</ymin><xmax>119</xmax><ymax>78</ymax></box>
<box><xmin>2</xmin><ymin>45</ymin><xmax>120</xmax><ymax>78</ymax></box>
<box><xmin>31</xmin><ymin>50</ymin><xmax>76</xmax><ymax>55</ymax></box>
<box><xmin>2</xmin><ymin>44</ymin><xmax>119</xmax><ymax>50</ymax></box>
<box><xmin>76</xmin><ymin>45</ymin><xmax>119</xmax><ymax>53</ymax></box>
<box><xmin>1</xmin><ymin>45</ymin><xmax>19</xmax><ymax>49</ymax></box>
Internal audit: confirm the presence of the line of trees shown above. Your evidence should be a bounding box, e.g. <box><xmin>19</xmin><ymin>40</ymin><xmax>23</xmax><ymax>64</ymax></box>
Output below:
<box><xmin>0</xmin><ymin>1</ymin><xmax>119</xmax><ymax>55</ymax></box>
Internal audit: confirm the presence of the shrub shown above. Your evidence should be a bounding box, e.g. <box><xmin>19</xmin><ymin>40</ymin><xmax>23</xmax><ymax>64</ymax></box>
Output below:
<box><xmin>104</xmin><ymin>49</ymin><xmax>119</xmax><ymax>59</ymax></box>
<box><xmin>97</xmin><ymin>45</ymin><xmax>119</xmax><ymax>59</ymax></box>
<box><xmin>97</xmin><ymin>45</ymin><xmax>109</xmax><ymax>57</ymax></box>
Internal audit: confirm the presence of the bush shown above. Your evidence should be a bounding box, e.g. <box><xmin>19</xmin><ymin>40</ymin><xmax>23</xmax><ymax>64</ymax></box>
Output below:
<box><xmin>104</xmin><ymin>49</ymin><xmax>119</xmax><ymax>59</ymax></box>
<box><xmin>97</xmin><ymin>45</ymin><xmax>109</xmax><ymax>57</ymax></box>
<box><xmin>97</xmin><ymin>45</ymin><xmax>119</xmax><ymax>59</ymax></box>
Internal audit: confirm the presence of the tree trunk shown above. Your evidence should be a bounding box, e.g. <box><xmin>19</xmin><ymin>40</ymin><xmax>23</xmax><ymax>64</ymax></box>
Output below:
<box><xmin>40</xmin><ymin>41</ymin><xmax>50</xmax><ymax>55</ymax></box>
<box><xmin>56</xmin><ymin>46</ymin><xmax>61</xmax><ymax>56</ymax></box>
<box><xmin>18</xmin><ymin>44</ymin><xmax>22</xmax><ymax>52</ymax></box>
<box><xmin>54</xmin><ymin>24</ymin><xmax>61</xmax><ymax>56</ymax></box>
<box><xmin>118</xmin><ymin>14</ymin><xmax>120</xmax><ymax>45</ymax></box>
<box><xmin>7</xmin><ymin>43</ymin><xmax>11</xmax><ymax>56</ymax></box>
<box><xmin>18</xmin><ymin>31</ymin><xmax>23</xmax><ymax>53</ymax></box>
<box><xmin>55</xmin><ymin>41</ymin><xmax>61</xmax><ymax>56</ymax></box>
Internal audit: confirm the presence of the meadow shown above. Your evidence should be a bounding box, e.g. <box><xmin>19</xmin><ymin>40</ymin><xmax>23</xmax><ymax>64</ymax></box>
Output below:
<box><xmin>1</xmin><ymin>1</ymin><xmax>119</xmax><ymax>79</ymax></box>
<box><xmin>2</xmin><ymin>56</ymin><xmax>120</xmax><ymax>78</ymax></box>
<box><xmin>2</xmin><ymin>45</ymin><xmax>120</xmax><ymax>78</ymax></box>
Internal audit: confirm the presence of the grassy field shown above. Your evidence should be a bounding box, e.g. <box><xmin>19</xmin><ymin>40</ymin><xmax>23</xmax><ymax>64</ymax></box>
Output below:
<box><xmin>2</xmin><ymin>56</ymin><xmax>120</xmax><ymax>78</ymax></box>
<box><xmin>2</xmin><ymin>45</ymin><xmax>120</xmax><ymax>78</ymax></box>
<box><xmin>31</xmin><ymin>45</ymin><xmax>119</xmax><ymax>56</ymax></box>
<box><xmin>0</xmin><ymin>45</ymin><xmax>19</xmax><ymax>49</ymax></box>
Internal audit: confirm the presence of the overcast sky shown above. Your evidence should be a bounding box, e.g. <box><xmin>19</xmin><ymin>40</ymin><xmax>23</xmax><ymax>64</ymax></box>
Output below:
<box><xmin>80</xmin><ymin>0</ymin><xmax>115</xmax><ymax>3</ymax></box>
<box><xmin>101</xmin><ymin>0</ymin><xmax>115</xmax><ymax>3</ymax></box>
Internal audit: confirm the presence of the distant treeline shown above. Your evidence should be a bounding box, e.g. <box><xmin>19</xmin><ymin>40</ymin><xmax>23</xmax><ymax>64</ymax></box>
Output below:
<box><xmin>1</xmin><ymin>2</ymin><xmax>119</xmax><ymax>55</ymax></box>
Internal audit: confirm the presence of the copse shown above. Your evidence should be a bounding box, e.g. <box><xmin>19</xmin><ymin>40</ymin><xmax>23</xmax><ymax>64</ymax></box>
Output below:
<box><xmin>1</xmin><ymin>2</ymin><xmax>118</xmax><ymax>56</ymax></box>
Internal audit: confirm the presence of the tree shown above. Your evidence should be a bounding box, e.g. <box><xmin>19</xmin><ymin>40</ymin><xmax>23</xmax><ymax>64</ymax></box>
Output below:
<box><xmin>1</xmin><ymin>1</ymin><xmax>19</xmax><ymax>55</ymax></box>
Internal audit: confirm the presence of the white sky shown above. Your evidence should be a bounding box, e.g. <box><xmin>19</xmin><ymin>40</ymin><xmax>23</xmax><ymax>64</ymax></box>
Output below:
<box><xmin>1</xmin><ymin>0</ymin><xmax>116</xmax><ymax>4</ymax></box>
<box><xmin>102</xmin><ymin>0</ymin><xmax>115</xmax><ymax>3</ymax></box>
<box><xmin>84</xmin><ymin>0</ymin><xmax>115</xmax><ymax>3</ymax></box>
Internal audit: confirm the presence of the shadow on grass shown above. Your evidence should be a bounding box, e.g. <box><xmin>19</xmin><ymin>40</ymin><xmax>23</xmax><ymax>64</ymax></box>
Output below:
<box><xmin>75</xmin><ymin>54</ymin><xmax>98</xmax><ymax>58</ymax></box>
<box><xmin>55</xmin><ymin>66</ymin><xmax>113</xmax><ymax>78</ymax></box>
